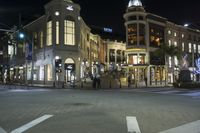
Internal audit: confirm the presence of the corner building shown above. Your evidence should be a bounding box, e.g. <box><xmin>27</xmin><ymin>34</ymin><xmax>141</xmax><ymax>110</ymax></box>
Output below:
<box><xmin>124</xmin><ymin>0</ymin><xmax>200</xmax><ymax>87</ymax></box>
<box><xmin>124</xmin><ymin>0</ymin><xmax>167</xmax><ymax>87</ymax></box>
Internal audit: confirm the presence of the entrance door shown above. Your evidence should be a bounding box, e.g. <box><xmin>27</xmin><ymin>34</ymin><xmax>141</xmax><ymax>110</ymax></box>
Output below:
<box><xmin>64</xmin><ymin>58</ymin><xmax>75</xmax><ymax>83</ymax></box>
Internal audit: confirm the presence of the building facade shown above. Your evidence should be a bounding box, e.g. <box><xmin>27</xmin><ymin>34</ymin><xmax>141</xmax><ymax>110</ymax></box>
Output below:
<box><xmin>124</xmin><ymin>0</ymin><xmax>200</xmax><ymax>87</ymax></box>
<box><xmin>1</xmin><ymin>0</ymin><xmax>200</xmax><ymax>87</ymax></box>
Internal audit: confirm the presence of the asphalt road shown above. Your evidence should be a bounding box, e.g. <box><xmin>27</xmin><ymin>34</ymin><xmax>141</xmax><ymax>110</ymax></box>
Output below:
<box><xmin>0</xmin><ymin>87</ymin><xmax>200</xmax><ymax>133</ymax></box>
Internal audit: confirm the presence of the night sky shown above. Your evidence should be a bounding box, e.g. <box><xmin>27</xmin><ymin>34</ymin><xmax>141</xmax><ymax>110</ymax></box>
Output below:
<box><xmin>0</xmin><ymin>0</ymin><xmax>200</xmax><ymax>35</ymax></box>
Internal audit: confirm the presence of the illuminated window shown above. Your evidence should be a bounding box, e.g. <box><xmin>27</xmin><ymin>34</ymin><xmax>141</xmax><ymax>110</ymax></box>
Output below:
<box><xmin>174</xmin><ymin>56</ymin><xmax>178</xmax><ymax>66</ymax></box>
<box><xmin>182</xmin><ymin>42</ymin><xmax>184</xmax><ymax>51</ymax></box>
<box><xmin>174</xmin><ymin>41</ymin><xmax>177</xmax><ymax>47</ymax></box>
<box><xmin>128</xmin><ymin>24</ymin><xmax>137</xmax><ymax>45</ymax></box>
<box><xmin>47</xmin><ymin>21</ymin><xmax>52</xmax><ymax>46</ymax></box>
<box><xmin>40</xmin><ymin>31</ymin><xmax>43</xmax><ymax>48</ymax></box>
<box><xmin>8</xmin><ymin>45</ymin><xmax>14</xmax><ymax>55</ymax></box>
<box><xmin>56</xmin><ymin>21</ymin><xmax>59</xmax><ymax>44</ymax></box>
<box><xmin>198</xmin><ymin>45</ymin><xmax>200</xmax><ymax>54</ymax></box>
<box><xmin>189</xmin><ymin>43</ymin><xmax>192</xmax><ymax>53</ymax></box>
<box><xmin>64</xmin><ymin>19</ymin><xmax>75</xmax><ymax>45</ymax></box>
<box><xmin>169</xmin><ymin>56</ymin><xmax>172</xmax><ymax>68</ymax></box>
<box><xmin>168</xmin><ymin>30</ymin><xmax>171</xmax><ymax>34</ymax></box>
<box><xmin>182</xmin><ymin>34</ymin><xmax>184</xmax><ymax>38</ymax></box>
<box><xmin>168</xmin><ymin>40</ymin><xmax>171</xmax><ymax>46</ymax></box>
<box><xmin>39</xmin><ymin>66</ymin><xmax>44</xmax><ymax>81</ymax></box>
<box><xmin>194</xmin><ymin>44</ymin><xmax>196</xmax><ymax>53</ymax></box>
<box><xmin>47</xmin><ymin>64</ymin><xmax>52</xmax><ymax>81</ymax></box>
<box><xmin>174</xmin><ymin>32</ymin><xmax>177</xmax><ymax>37</ymax></box>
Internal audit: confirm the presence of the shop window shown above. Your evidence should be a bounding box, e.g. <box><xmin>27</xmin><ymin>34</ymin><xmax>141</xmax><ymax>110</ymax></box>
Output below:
<box><xmin>46</xmin><ymin>19</ymin><xmax>52</xmax><ymax>46</ymax></box>
<box><xmin>128</xmin><ymin>24</ymin><xmax>137</xmax><ymax>45</ymax></box>
<box><xmin>64</xmin><ymin>17</ymin><xmax>75</xmax><ymax>45</ymax></box>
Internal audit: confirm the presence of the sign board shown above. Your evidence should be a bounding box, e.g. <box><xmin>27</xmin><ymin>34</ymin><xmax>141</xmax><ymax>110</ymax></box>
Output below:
<box><xmin>65</xmin><ymin>63</ymin><xmax>75</xmax><ymax>71</ymax></box>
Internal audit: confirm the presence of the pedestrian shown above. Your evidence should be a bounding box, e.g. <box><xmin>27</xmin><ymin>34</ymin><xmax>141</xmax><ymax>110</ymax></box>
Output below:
<box><xmin>128</xmin><ymin>74</ymin><xmax>131</xmax><ymax>88</ymax></box>
<box><xmin>144</xmin><ymin>77</ymin><xmax>147</xmax><ymax>87</ymax></box>
<box><xmin>97</xmin><ymin>74</ymin><xmax>101</xmax><ymax>89</ymax></box>
<box><xmin>92</xmin><ymin>73</ymin><xmax>97</xmax><ymax>89</ymax></box>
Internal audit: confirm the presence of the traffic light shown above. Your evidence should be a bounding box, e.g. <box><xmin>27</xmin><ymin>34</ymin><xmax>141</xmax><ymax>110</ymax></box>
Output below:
<box><xmin>55</xmin><ymin>59</ymin><xmax>62</xmax><ymax>73</ymax></box>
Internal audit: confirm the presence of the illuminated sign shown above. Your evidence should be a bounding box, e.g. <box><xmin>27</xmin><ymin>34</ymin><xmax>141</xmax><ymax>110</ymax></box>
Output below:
<box><xmin>103</xmin><ymin>28</ymin><xmax>112</xmax><ymax>33</ymax></box>
<box><xmin>66</xmin><ymin>5</ymin><xmax>73</xmax><ymax>11</ymax></box>
<box><xmin>193</xmin><ymin>57</ymin><xmax>200</xmax><ymax>74</ymax></box>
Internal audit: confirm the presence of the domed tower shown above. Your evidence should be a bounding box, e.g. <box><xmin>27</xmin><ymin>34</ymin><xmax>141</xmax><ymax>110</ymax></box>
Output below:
<box><xmin>124</xmin><ymin>0</ymin><xmax>149</xmax><ymax>87</ymax></box>
<box><xmin>124</xmin><ymin>0</ymin><xmax>147</xmax><ymax>65</ymax></box>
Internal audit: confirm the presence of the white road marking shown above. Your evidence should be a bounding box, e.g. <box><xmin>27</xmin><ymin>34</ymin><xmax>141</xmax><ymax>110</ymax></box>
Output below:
<box><xmin>0</xmin><ymin>127</ymin><xmax>7</xmax><ymax>133</ymax></box>
<box><xmin>159</xmin><ymin>120</ymin><xmax>200</xmax><ymax>133</ymax></box>
<box><xmin>180</xmin><ymin>92</ymin><xmax>200</xmax><ymax>97</ymax></box>
<box><xmin>126</xmin><ymin>116</ymin><xmax>141</xmax><ymax>133</ymax></box>
<box><xmin>11</xmin><ymin>115</ymin><xmax>53</xmax><ymax>133</ymax></box>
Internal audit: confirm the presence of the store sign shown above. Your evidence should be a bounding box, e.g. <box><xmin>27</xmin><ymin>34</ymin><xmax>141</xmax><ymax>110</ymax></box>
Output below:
<box><xmin>66</xmin><ymin>5</ymin><xmax>73</xmax><ymax>11</ymax></box>
<box><xmin>65</xmin><ymin>64</ymin><xmax>75</xmax><ymax>71</ymax></box>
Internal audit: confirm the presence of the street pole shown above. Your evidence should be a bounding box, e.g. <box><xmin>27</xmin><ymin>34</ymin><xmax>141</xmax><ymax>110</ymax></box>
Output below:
<box><xmin>31</xmin><ymin>36</ymin><xmax>34</xmax><ymax>86</ymax></box>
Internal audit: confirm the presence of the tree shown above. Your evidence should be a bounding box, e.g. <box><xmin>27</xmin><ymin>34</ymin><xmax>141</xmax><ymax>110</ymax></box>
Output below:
<box><xmin>153</xmin><ymin>43</ymin><xmax>181</xmax><ymax>85</ymax></box>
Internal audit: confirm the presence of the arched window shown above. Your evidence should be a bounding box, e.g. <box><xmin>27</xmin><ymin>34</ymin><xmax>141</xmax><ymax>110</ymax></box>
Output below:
<box><xmin>64</xmin><ymin>16</ymin><xmax>75</xmax><ymax>45</ymax></box>
<box><xmin>46</xmin><ymin>16</ymin><xmax>52</xmax><ymax>46</ymax></box>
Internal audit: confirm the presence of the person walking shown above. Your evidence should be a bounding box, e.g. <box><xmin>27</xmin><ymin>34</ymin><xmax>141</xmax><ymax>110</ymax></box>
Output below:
<box><xmin>128</xmin><ymin>74</ymin><xmax>131</xmax><ymax>88</ymax></box>
<box><xmin>97</xmin><ymin>74</ymin><xmax>101</xmax><ymax>89</ymax></box>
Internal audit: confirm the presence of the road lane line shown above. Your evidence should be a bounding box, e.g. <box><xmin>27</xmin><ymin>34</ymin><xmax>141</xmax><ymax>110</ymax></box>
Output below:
<box><xmin>126</xmin><ymin>116</ymin><xmax>141</xmax><ymax>133</ymax></box>
<box><xmin>11</xmin><ymin>115</ymin><xmax>53</xmax><ymax>133</ymax></box>
<box><xmin>159</xmin><ymin>120</ymin><xmax>200</xmax><ymax>133</ymax></box>
<box><xmin>0</xmin><ymin>127</ymin><xmax>7</xmax><ymax>133</ymax></box>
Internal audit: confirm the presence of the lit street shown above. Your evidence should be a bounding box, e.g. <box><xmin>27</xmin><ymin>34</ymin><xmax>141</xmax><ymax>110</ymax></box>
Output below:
<box><xmin>0</xmin><ymin>86</ymin><xmax>200</xmax><ymax>133</ymax></box>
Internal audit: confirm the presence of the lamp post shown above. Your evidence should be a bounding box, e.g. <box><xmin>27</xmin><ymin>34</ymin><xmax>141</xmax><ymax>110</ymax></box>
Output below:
<box><xmin>19</xmin><ymin>32</ymin><xmax>34</xmax><ymax>86</ymax></box>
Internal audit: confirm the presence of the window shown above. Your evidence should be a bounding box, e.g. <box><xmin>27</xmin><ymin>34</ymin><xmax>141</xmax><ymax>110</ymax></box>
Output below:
<box><xmin>56</xmin><ymin>21</ymin><xmax>59</xmax><ymax>44</ymax></box>
<box><xmin>40</xmin><ymin>31</ymin><xmax>43</xmax><ymax>48</ymax></box>
<box><xmin>128</xmin><ymin>24</ymin><xmax>137</xmax><ymax>45</ymax></box>
<box><xmin>39</xmin><ymin>66</ymin><xmax>44</xmax><ymax>81</ymax></box>
<box><xmin>47</xmin><ymin>21</ymin><xmax>52</xmax><ymax>46</ymax></box>
<box><xmin>189</xmin><ymin>43</ymin><xmax>192</xmax><ymax>53</ymax></box>
<box><xmin>139</xmin><ymin>24</ymin><xmax>145</xmax><ymax>45</ymax></box>
<box><xmin>198</xmin><ymin>45</ymin><xmax>200</xmax><ymax>54</ymax></box>
<box><xmin>174</xmin><ymin>56</ymin><xmax>178</xmax><ymax>66</ymax></box>
<box><xmin>169</xmin><ymin>56</ymin><xmax>172</xmax><ymax>68</ymax></box>
<box><xmin>168</xmin><ymin>30</ymin><xmax>171</xmax><ymax>35</ymax></box>
<box><xmin>194</xmin><ymin>44</ymin><xmax>196</xmax><ymax>53</ymax></box>
<box><xmin>149</xmin><ymin>23</ymin><xmax>164</xmax><ymax>47</ymax></box>
<box><xmin>139</xmin><ymin>16</ymin><xmax>143</xmax><ymax>20</ymax></box>
<box><xmin>168</xmin><ymin>40</ymin><xmax>171</xmax><ymax>46</ymax></box>
<box><xmin>64</xmin><ymin>20</ymin><xmax>75</xmax><ymax>45</ymax></box>
<box><xmin>181</xmin><ymin>34</ymin><xmax>184</xmax><ymax>38</ymax></box>
<box><xmin>174</xmin><ymin>32</ymin><xmax>177</xmax><ymax>37</ymax></box>
<box><xmin>182</xmin><ymin>42</ymin><xmax>184</xmax><ymax>51</ymax></box>
<box><xmin>47</xmin><ymin>64</ymin><xmax>52</xmax><ymax>81</ymax></box>
<box><xmin>174</xmin><ymin>41</ymin><xmax>177</xmax><ymax>47</ymax></box>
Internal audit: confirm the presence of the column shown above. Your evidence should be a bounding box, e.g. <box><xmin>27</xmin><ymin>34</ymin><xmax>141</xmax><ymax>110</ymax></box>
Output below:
<box><xmin>115</xmin><ymin>49</ymin><xmax>117</xmax><ymax>66</ymax></box>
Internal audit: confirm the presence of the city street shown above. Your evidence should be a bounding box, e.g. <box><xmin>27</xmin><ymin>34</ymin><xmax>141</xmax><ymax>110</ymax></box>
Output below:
<box><xmin>0</xmin><ymin>86</ymin><xmax>200</xmax><ymax>133</ymax></box>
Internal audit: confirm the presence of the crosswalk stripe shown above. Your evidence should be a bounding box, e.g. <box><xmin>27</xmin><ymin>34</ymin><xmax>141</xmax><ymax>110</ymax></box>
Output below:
<box><xmin>126</xmin><ymin>116</ymin><xmax>141</xmax><ymax>133</ymax></box>
<box><xmin>159</xmin><ymin>120</ymin><xmax>200</xmax><ymax>133</ymax></box>
<box><xmin>11</xmin><ymin>115</ymin><xmax>53</xmax><ymax>133</ymax></box>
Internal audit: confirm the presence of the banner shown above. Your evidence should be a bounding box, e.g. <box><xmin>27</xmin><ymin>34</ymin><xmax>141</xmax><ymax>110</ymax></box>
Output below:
<box><xmin>25</xmin><ymin>42</ymin><xmax>32</xmax><ymax>60</ymax></box>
